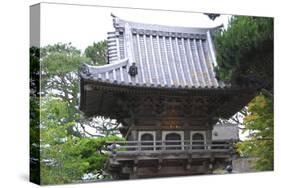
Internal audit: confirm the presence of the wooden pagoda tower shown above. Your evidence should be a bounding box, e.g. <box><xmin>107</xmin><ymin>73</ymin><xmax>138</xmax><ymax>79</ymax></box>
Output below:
<box><xmin>79</xmin><ymin>16</ymin><xmax>259</xmax><ymax>179</ymax></box>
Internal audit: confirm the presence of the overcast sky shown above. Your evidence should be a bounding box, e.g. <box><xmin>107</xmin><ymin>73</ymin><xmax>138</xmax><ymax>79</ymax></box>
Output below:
<box><xmin>40</xmin><ymin>3</ymin><xmax>231</xmax><ymax>51</ymax></box>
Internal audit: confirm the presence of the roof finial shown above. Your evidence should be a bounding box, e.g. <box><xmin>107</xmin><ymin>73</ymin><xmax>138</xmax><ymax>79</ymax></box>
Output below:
<box><xmin>111</xmin><ymin>13</ymin><xmax>119</xmax><ymax>28</ymax></box>
<box><xmin>204</xmin><ymin>13</ymin><xmax>220</xmax><ymax>21</ymax></box>
<box><xmin>111</xmin><ymin>13</ymin><xmax>116</xmax><ymax>18</ymax></box>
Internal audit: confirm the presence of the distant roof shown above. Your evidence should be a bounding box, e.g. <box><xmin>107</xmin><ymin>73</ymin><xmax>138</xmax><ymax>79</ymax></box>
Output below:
<box><xmin>212</xmin><ymin>124</ymin><xmax>239</xmax><ymax>141</ymax></box>
<box><xmin>80</xmin><ymin>16</ymin><xmax>226</xmax><ymax>89</ymax></box>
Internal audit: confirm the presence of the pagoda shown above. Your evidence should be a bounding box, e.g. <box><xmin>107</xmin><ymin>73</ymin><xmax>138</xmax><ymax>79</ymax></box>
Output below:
<box><xmin>79</xmin><ymin>16</ymin><xmax>259</xmax><ymax>179</ymax></box>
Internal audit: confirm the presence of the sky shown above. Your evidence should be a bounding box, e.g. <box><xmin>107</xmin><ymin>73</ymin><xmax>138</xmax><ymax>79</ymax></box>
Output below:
<box><xmin>40</xmin><ymin>3</ymin><xmax>231</xmax><ymax>51</ymax></box>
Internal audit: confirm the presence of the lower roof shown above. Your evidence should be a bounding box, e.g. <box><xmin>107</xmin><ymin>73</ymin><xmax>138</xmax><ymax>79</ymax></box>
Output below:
<box><xmin>79</xmin><ymin>78</ymin><xmax>258</xmax><ymax>120</ymax></box>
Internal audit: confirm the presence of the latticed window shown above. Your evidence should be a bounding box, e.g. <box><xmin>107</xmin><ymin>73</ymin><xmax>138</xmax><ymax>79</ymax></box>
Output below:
<box><xmin>140</xmin><ymin>133</ymin><xmax>154</xmax><ymax>150</ymax></box>
<box><xmin>165</xmin><ymin>133</ymin><xmax>181</xmax><ymax>150</ymax></box>
<box><xmin>192</xmin><ymin>133</ymin><xmax>205</xmax><ymax>149</ymax></box>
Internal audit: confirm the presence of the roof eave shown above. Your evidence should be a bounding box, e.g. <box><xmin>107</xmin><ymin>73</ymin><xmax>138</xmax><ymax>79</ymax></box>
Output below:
<box><xmin>80</xmin><ymin>78</ymin><xmax>260</xmax><ymax>95</ymax></box>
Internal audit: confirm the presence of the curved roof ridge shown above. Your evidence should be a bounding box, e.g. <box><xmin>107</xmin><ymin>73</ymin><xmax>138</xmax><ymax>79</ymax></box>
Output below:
<box><xmin>81</xmin><ymin>58</ymin><xmax>128</xmax><ymax>76</ymax></box>
<box><xmin>113</xmin><ymin>16</ymin><xmax>223</xmax><ymax>34</ymax></box>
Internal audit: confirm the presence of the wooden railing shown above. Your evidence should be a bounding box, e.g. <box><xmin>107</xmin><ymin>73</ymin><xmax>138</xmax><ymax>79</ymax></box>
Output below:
<box><xmin>106</xmin><ymin>140</ymin><xmax>233</xmax><ymax>153</ymax></box>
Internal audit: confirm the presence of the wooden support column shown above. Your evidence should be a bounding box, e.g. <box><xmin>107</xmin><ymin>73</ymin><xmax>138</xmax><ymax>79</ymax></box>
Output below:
<box><xmin>185</xmin><ymin>155</ymin><xmax>192</xmax><ymax>170</ymax></box>
<box><xmin>134</xmin><ymin>159</ymin><xmax>138</xmax><ymax>171</ymax></box>
<box><xmin>130</xmin><ymin>160</ymin><xmax>138</xmax><ymax>179</ymax></box>
<box><xmin>157</xmin><ymin>158</ymin><xmax>163</xmax><ymax>170</ymax></box>
<box><xmin>208</xmin><ymin>156</ymin><xmax>215</xmax><ymax>174</ymax></box>
<box><xmin>209</xmin><ymin>160</ymin><xmax>214</xmax><ymax>170</ymax></box>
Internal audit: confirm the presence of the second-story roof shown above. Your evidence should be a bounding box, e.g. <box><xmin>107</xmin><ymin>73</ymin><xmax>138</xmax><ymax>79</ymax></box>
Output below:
<box><xmin>80</xmin><ymin>16</ymin><xmax>226</xmax><ymax>89</ymax></box>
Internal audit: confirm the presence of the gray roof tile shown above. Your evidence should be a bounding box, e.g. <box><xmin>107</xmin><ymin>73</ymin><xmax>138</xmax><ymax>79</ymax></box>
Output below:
<box><xmin>80</xmin><ymin>17</ymin><xmax>225</xmax><ymax>89</ymax></box>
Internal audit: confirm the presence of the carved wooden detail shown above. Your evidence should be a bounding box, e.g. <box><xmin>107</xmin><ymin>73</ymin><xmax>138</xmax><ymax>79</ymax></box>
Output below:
<box><xmin>114</xmin><ymin>95</ymin><xmax>238</xmax><ymax>127</ymax></box>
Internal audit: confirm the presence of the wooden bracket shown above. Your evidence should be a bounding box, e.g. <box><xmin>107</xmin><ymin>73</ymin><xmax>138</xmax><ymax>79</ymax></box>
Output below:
<box><xmin>133</xmin><ymin>160</ymin><xmax>138</xmax><ymax>173</ymax></box>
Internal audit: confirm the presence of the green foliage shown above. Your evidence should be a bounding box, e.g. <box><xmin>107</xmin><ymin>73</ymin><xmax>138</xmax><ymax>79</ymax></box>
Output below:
<box><xmin>40</xmin><ymin>42</ymin><xmax>120</xmax><ymax>137</ymax></box>
<box><xmin>214</xmin><ymin>16</ymin><xmax>273</xmax><ymax>90</ymax></box>
<box><xmin>30</xmin><ymin>46</ymin><xmax>40</xmax><ymax>184</ymax></box>
<box><xmin>30</xmin><ymin>96</ymin><xmax>40</xmax><ymax>183</ymax></box>
<box><xmin>84</xmin><ymin>40</ymin><xmax>107</xmax><ymax>65</ymax></box>
<box><xmin>236</xmin><ymin>94</ymin><xmax>273</xmax><ymax>171</ymax></box>
<box><xmin>40</xmin><ymin>98</ymin><xmax>87</xmax><ymax>185</ymax></box>
<box><xmin>42</xmin><ymin>52</ymin><xmax>88</xmax><ymax>76</ymax></box>
<box><xmin>40</xmin><ymin>98</ymin><xmax>123</xmax><ymax>184</ymax></box>
<box><xmin>40</xmin><ymin>43</ymin><xmax>91</xmax><ymax>137</ymax></box>
<box><xmin>77</xmin><ymin>136</ymin><xmax>124</xmax><ymax>175</ymax></box>
<box><xmin>215</xmin><ymin>16</ymin><xmax>274</xmax><ymax>171</ymax></box>
<box><xmin>30</xmin><ymin>46</ymin><xmax>40</xmax><ymax>79</ymax></box>
<box><xmin>34</xmin><ymin>42</ymin><xmax>122</xmax><ymax>184</ymax></box>
<box><xmin>41</xmin><ymin>42</ymin><xmax>81</xmax><ymax>57</ymax></box>
<box><xmin>41</xmin><ymin>43</ymin><xmax>90</xmax><ymax>106</ymax></box>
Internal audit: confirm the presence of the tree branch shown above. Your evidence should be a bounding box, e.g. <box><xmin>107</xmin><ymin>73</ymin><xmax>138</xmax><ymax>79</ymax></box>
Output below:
<box><xmin>261</xmin><ymin>88</ymin><xmax>273</xmax><ymax>99</ymax></box>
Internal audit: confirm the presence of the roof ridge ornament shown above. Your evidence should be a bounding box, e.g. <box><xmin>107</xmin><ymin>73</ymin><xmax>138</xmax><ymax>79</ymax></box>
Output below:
<box><xmin>112</xmin><ymin>13</ymin><xmax>120</xmax><ymax>28</ymax></box>
<box><xmin>204</xmin><ymin>13</ymin><xmax>221</xmax><ymax>21</ymax></box>
<box><xmin>128</xmin><ymin>62</ymin><xmax>138</xmax><ymax>77</ymax></box>
<box><xmin>110</xmin><ymin>13</ymin><xmax>117</xmax><ymax>18</ymax></box>
<box><xmin>79</xmin><ymin>63</ymin><xmax>92</xmax><ymax>77</ymax></box>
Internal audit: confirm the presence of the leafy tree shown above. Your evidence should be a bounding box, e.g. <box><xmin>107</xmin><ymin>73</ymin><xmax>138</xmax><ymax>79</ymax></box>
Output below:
<box><xmin>77</xmin><ymin>136</ymin><xmax>124</xmax><ymax>180</ymax></box>
<box><xmin>30</xmin><ymin>96</ymin><xmax>40</xmax><ymax>183</ymax></box>
<box><xmin>41</xmin><ymin>43</ymin><xmax>89</xmax><ymax>104</ymax></box>
<box><xmin>30</xmin><ymin>46</ymin><xmax>40</xmax><ymax>95</ymax></box>
<box><xmin>84</xmin><ymin>117</ymin><xmax>121</xmax><ymax>137</ymax></box>
<box><xmin>214</xmin><ymin>16</ymin><xmax>274</xmax><ymax>171</ymax></box>
<box><xmin>215</xmin><ymin>16</ymin><xmax>273</xmax><ymax>96</ymax></box>
<box><xmin>35</xmin><ymin>42</ymin><xmax>122</xmax><ymax>184</ymax></box>
<box><xmin>40</xmin><ymin>98</ymin><xmax>89</xmax><ymax>184</ymax></box>
<box><xmin>40</xmin><ymin>97</ymin><xmax>123</xmax><ymax>184</ymax></box>
<box><xmin>84</xmin><ymin>40</ymin><xmax>107</xmax><ymax>65</ymax></box>
<box><xmin>30</xmin><ymin>46</ymin><xmax>40</xmax><ymax>184</ymax></box>
<box><xmin>41</xmin><ymin>42</ymin><xmax>81</xmax><ymax>56</ymax></box>
<box><xmin>40</xmin><ymin>42</ymin><xmax>120</xmax><ymax>137</ymax></box>
<box><xmin>236</xmin><ymin>94</ymin><xmax>273</xmax><ymax>171</ymax></box>
<box><xmin>40</xmin><ymin>43</ymin><xmax>89</xmax><ymax>138</ymax></box>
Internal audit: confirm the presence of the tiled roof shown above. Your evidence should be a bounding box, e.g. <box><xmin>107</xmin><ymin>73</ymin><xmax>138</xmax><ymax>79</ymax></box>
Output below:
<box><xmin>80</xmin><ymin>16</ymin><xmax>226</xmax><ymax>89</ymax></box>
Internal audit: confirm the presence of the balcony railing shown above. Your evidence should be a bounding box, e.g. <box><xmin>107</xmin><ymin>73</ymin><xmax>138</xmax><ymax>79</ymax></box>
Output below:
<box><xmin>106</xmin><ymin>140</ymin><xmax>233</xmax><ymax>154</ymax></box>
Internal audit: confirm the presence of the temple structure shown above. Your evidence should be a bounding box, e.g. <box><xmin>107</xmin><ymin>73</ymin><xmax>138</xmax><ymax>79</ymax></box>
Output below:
<box><xmin>79</xmin><ymin>16</ymin><xmax>259</xmax><ymax>179</ymax></box>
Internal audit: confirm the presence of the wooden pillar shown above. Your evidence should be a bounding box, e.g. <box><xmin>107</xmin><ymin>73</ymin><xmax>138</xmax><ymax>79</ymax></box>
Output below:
<box><xmin>208</xmin><ymin>157</ymin><xmax>215</xmax><ymax>174</ymax></box>
<box><xmin>205</xmin><ymin>123</ymin><xmax>212</xmax><ymax>150</ymax></box>
<box><xmin>130</xmin><ymin>130</ymin><xmax>137</xmax><ymax>141</ymax></box>
<box><xmin>157</xmin><ymin>158</ymin><xmax>163</xmax><ymax>171</ymax></box>
<box><xmin>130</xmin><ymin>160</ymin><xmax>138</xmax><ymax>179</ymax></box>
<box><xmin>185</xmin><ymin>155</ymin><xmax>192</xmax><ymax>170</ymax></box>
